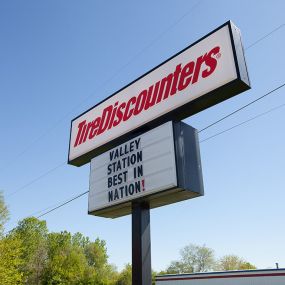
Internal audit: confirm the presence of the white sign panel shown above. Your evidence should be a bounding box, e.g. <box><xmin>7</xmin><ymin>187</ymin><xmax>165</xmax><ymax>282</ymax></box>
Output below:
<box><xmin>69</xmin><ymin>21</ymin><xmax>250</xmax><ymax>166</ymax></box>
<box><xmin>89</xmin><ymin>122</ymin><xmax>177</xmax><ymax>216</ymax></box>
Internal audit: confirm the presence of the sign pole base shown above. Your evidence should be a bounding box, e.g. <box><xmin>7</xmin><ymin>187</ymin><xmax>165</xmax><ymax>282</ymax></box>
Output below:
<box><xmin>132</xmin><ymin>201</ymin><xmax>152</xmax><ymax>285</ymax></box>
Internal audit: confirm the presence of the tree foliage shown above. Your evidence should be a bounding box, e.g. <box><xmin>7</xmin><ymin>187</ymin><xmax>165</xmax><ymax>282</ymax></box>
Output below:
<box><xmin>0</xmin><ymin>236</ymin><xmax>23</xmax><ymax>285</ymax></box>
<box><xmin>115</xmin><ymin>263</ymin><xmax>132</xmax><ymax>285</ymax></box>
<box><xmin>43</xmin><ymin>231</ymin><xmax>87</xmax><ymax>284</ymax></box>
<box><xmin>114</xmin><ymin>264</ymin><xmax>158</xmax><ymax>285</ymax></box>
<box><xmin>216</xmin><ymin>254</ymin><xmax>256</xmax><ymax>271</ymax></box>
<box><xmin>0</xmin><ymin>192</ymin><xmax>9</xmax><ymax>236</ymax></box>
<box><xmin>165</xmin><ymin>244</ymin><xmax>215</xmax><ymax>274</ymax></box>
<box><xmin>0</xmin><ymin>192</ymin><xmax>23</xmax><ymax>284</ymax></box>
<box><xmin>0</xmin><ymin>192</ymin><xmax>257</xmax><ymax>284</ymax></box>
<box><xmin>1</xmin><ymin>210</ymin><xmax>118</xmax><ymax>285</ymax></box>
<box><xmin>165</xmin><ymin>244</ymin><xmax>256</xmax><ymax>275</ymax></box>
<box><xmin>11</xmin><ymin>217</ymin><xmax>48</xmax><ymax>284</ymax></box>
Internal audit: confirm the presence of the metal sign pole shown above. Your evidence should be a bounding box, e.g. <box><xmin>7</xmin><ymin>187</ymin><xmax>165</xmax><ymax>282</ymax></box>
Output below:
<box><xmin>132</xmin><ymin>201</ymin><xmax>152</xmax><ymax>285</ymax></box>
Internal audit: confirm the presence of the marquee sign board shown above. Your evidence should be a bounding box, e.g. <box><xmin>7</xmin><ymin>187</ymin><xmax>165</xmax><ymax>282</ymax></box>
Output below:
<box><xmin>89</xmin><ymin>121</ymin><xmax>203</xmax><ymax>218</ymax></box>
<box><xmin>68</xmin><ymin>21</ymin><xmax>250</xmax><ymax>166</ymax></box>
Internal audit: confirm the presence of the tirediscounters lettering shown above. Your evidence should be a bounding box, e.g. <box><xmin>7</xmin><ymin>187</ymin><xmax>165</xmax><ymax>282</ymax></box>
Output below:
<box><xmin>74</xmin><ymin>46</ymin><xmax>220</xmax><ymax>148</ymax></box>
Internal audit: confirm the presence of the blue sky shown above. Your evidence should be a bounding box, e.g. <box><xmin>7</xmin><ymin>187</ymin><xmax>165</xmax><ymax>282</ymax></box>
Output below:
<box><xmin>1</xmin><ymin>0</ymin><xmax>285</xmax><ymax>271</ymax></box>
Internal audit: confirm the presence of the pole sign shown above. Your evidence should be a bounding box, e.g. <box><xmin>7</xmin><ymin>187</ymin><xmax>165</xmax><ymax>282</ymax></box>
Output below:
<box><xmin>68</xmin><ymin>21</ymin><xmax>250</xmax><ymax>166</ymax></box>
<box><xmin>89</xmin><ymin>121</ymin><xmax>203</xmax><ymax>218</ymax></box>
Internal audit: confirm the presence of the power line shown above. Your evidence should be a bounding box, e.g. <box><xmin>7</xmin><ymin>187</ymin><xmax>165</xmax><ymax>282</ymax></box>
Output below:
<box><xmin>198</xmin><ymin>83</ymin><xmax>285</xmax><ymax>133</ymax></box>
<box><xmin>7</xmin><ymin>161</ymin><xmax>65</xmax><ymax>198</ymax></box>
<box><xmin>245</xmin><ymin>24</ymin><xmax>285</xmax><ymax>50</ymax></box>
<box><xmin>29</xmin><ymin>200</ymin><xmax>70</xmax><ymax>217</ymax></box>
<box><xmin>200</xmin><ymin>102</ymin><xmax>285</xmax><ymax>143</ymax></box>
<box><xmin>33</xmin><ymin>101</ymin><xmax>285</xmax><ymax>219</ymax></box>
<box><xmin>5</xmin><ymin>81</ymin><xmax>285</xmax><ymax>199</ymax></box>
<box><xmin>2</xmin><ymin>18</ymin><xmax>285</xmax><ymax>234</ymax></box>
<box><xmin>36</xmin><ymin>190</ymin><xmax>88</xmax><ymax>219</ymax></box>
<box><xmin>0</xmin><ymin>116</ymin><xmax>73</xmax><ymax>174</ymax></box>
<box><xmin>3</xmin><ymin>22</ymin><xmax>285</xmax><ymax>201</ymax></box>
<box><xmin>5</xmin><ymin>98</ymin><xmax>285</xmax><ymax>229</ymax></box>
<box><xmin>3</xmin><ymin>190</ymin><xmax>88</xmax><ymax>235</ymax></box>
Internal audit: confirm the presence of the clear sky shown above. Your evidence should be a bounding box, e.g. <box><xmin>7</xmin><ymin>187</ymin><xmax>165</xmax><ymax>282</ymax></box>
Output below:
<box><xmin>1</xmin><ymin>0</ymin><xmax>285</xmax><ymax>272</ymax></box>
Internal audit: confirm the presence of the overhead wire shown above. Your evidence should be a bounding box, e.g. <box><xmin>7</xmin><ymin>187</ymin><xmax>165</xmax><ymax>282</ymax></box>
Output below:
<box><xmin>2</xmin><ymin>18</ymin><xmax>285</xmax><ymax>228</ymax></box>
<box><xmin>5</xmin><ymin>81</ymin><xmax>285</xmax><ymax>199</ymax></box>
<box><xmin>245</xmin><ymin>24</ymin><xmax>285</xmax><ymax>50</ymax></box>
<box><xmin>199</xmin><ymin>102</ymin><xmax>285</xmax><ymax>143</ymax></box>
<box><xmin>4</xmin><ymin>92</ymin><xmax>285</xmax><ymax>229</ymax></box>
<box><xmin>7</xmin><ymin>161</ymin><xmax>66</xmax><ymax>197</ymax></box>
<box><xmin>3</xmin><ymin>190</ymin><xmax>89</xmax><ymax>235</ymax></box>
<box><xmin>34</xmin><ymin>99</ymin><xmax>285</xmax><ymax>218</ymax></box>
<box><xmin>4</xmin><ymin>22</ymin><xmax>285</xmax><ymax>199</ymax></box>
<box><xmin>36</xmin><ymin>190</ymin><xmax>88</xmax><ymax>219</ymax></box>
<box><xmin>198</xmin><ymin>83</ymin><xmax>285</xmax><ymax>133</ymax></box>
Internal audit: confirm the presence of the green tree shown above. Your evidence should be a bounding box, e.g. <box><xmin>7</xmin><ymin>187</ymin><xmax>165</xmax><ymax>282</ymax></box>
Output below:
<box><xmin>72</xmin><ymin>232</ymin><xmax>90</xmax><ymax>248</ymax></box>
<box><xmin>115</xmin><ymin>265</ymin><xmax>158</xmax><ymax>285</ymax></box>
<box><xmin>165</xmin><ymin>260</ymin><xmax>189</xmax><ymax>274</ymax></box>
<box><xmin>0</xmin><ymin>192</ymin><xmax>9</xmax><ymax>235</ymax></box>
<box><xmin>0</xmin><ymin>192</ymin><xmax>23</xmax><ymax>284</ymax></box>
<box><xmin>216</xmin><ymin>254</ymin><xmax>256</xmax><ymax>271</ymax></box>
<box><xmin>115</xmin><ymin>263</ymin><xmax>132</xmax><ymax>285</ymax></box>
<box><xmin>0</xmin><ymin>236</ymin><xmax>24</xmax><ymax>285</ymax></box>
<box><xmin>84</xmin><ymin>238</ymin><xmax>108</xmax><ymax>268</ymax></box>
<box><xmin>152</xmin><ymin>270</ymin><xmax>157</xmax><ymax>285</ymax></box>
<box><xmin>43</xmin><ymin>231</ymin><xmax>87</xmax><ymax>284</ymax></box>
<box><xmin>0</xmin><ymin>196</ymin><xmax>117</xmax><ymax>285</ymax></box>
<box><xmin>82</xmin><ymin>236</ymin><xmax>117</xmax><ymax>285</ymax></box>
<box><xmin>11</xmin><ymin>217</ymin><xmax>48</xmax><ymax>285</ymax></box>
<box><xmin>43</xmin><ymin>231</ymin><xmax>115</xmax><ymax>285</ymax></box>
<box><xmin>165</xmin><ymin>244</ymin><xmax>215</xmax><ymax>274</ymax></box>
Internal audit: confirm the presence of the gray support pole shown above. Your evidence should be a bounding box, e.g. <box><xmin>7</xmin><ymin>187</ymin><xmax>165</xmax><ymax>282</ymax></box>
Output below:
<box><xmin>132</xmin><ymin>202</ymin><xmax>152</xmax><ymax>285</ymax></box>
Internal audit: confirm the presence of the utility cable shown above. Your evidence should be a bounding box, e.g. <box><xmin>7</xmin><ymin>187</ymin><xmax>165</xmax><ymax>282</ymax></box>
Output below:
<box><xmin>7</xmin><ymin>161</ymin><xmax>65</xmax><ymax>197</ymax></box>
<box><xmin>3</xmin><ymin>190</ymin><xmax>88</xmax><ymax>235</ymax></box>
<box><xmin>3</xmin><ymin>22</ymin><xmax>285</xmax><ymax>199</ymax></box>
<box><xmin>198</xmin><ymin>83</ymin><xmax>285</xmax><ymax>133</ymax></box>
<box><xmin>4</xmin><ymin>99</ymin><xmax>285</xmax><ymax>230</ymax></box>
<box><xmin>200</xmin><ymin>102</ymin><xmax>285</xmax><ymax>143</ymax></box>
<box><xmin>5</xmin><ymin>82</ymin><xmax>285</xmax><ymax>199</ymax></box>
<box><xmin>34</xmin><ymin>101</ymin><xmax>285</xmax><ymax>218</ymax></box>
<box><xmin>246</xmin><ymin>24</ymin><xmax>285</xmax><ymax>50</ymax></box>
<box><xmin>3</xmin><ymin>17</ymin><xmax>285</xmax><ymax>233</ymax></box>
<box><xmin>36</xmin><ymin>190</ymin><xmax>88</xmax><ymax>219</ymax></box>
